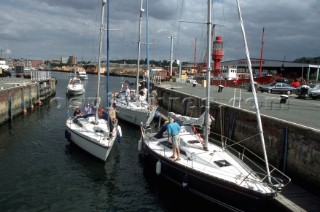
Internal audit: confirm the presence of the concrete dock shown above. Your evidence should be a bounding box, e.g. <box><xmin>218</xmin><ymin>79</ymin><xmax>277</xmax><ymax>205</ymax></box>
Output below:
<box><xmin>0</xmin><ymin>76</ymin><xmax>56</xmax><ymax>125</ymax></box>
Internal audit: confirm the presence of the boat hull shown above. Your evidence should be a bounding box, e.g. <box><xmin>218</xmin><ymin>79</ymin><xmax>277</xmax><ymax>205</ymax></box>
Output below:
<box><xmin>115</xmin><ymin>100</ymin><xmax>157</xmax><ymax>126</ymax></box>
<box><xmin>140</xmin><ymin>137</ymin><xmax>275</xmax><ymax>211</ymax></box>
<box><xmin>67</xmin><ymin>89</ymin><xmax>85</xmax><ymax>96</ymax></box>
<box><xmin>67</xmin><ymin>86</ymin><xmax>85</xmax><ymax>96</ymax></box>
<box><xmin>65</xmin><ymin>116</ymin><xmax>117</xmax><ymax>161</ymax></box>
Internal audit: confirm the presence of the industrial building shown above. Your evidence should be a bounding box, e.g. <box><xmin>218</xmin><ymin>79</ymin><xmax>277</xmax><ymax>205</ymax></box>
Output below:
<box><xmin>221</xmin><ymin>58</ymin><xmax>320</xmax><ymax>84</ymax></box>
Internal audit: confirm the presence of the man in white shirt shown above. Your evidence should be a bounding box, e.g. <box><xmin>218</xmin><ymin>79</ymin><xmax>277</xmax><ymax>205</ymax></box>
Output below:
<box><xmin>83</xmin><ymin>104</ymin><xmax>92</xmax><ymax>115</ymax></box>
<box><xmin>139</xmin><ymin>87</ymin><xmax>148</xmax><ymax>101</ymax></box>
<box><xmin>125</xmin><ymin>86</ymin><xmax>130</xmax><ymax>105</ymax></box>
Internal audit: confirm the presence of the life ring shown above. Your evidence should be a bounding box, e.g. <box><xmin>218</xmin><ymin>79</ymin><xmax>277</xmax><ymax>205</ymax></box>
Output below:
<box><xmin>138</xmin><ymin>139</ymin><xmax>142</xmax><ymax>152</ymax></box>
<box><xmin>182</xmin><ymin>174</ymin><xmax>189</xmax><ymax>188</ymax></box>
<box><xmin>156</xmin><ymin>160</ymin><xmax>161</xmax><ymax>175</ymax></box>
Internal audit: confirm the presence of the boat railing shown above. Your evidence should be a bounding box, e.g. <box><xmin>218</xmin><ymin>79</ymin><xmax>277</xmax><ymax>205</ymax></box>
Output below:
<box><xmin>208</xmin><ymin>136</ymin><xmax>291</xmax><ymax>192</ymax></box>
<box><xmin>30</xmin><ymin>70</ymin><xmax>52</xmax><ymax>81</ymax></box>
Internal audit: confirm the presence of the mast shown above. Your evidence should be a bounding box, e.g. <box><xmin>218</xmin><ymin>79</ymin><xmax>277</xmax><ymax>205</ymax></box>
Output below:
<box><xmin>193</xmin><ymin>38</ymin><xmax>197</xmax><ymax>73</ymax></box>
<box><xmin>106</xmin><ymin>0</ymin><xmax>110</xmax><ymax>107</ymax></box>
<box><xmin>259</xmin><ymin>27</ymin><xmax>265</xmax><ymax>76</ymax></box>
<box><xmin>95</xmin><ymin>0</ymin><xmax>106</xmax><ymax>123</ymax></box>
<box><xmin>204</xmin><ymin>0</ymin><xmax>212</xmax><ymax>150</ymax></box>
<box><xmin>169</xmin><ymin>35</ymin><xmax>175</xmax><ymax>81</ymax></box>
<box><xmin>236</xmin><ymin>0</ymin><xmax>271</xmax><ymax>179</ymax></box>
<box><xmin>146</xmin><ymin>0</ymin><xmax>150</xmax><ymax>104</ymax></box>
<box><xmin>136</xmin><ymin>0</ymin><xmax>144</xmax><ymax>94</ymax></box>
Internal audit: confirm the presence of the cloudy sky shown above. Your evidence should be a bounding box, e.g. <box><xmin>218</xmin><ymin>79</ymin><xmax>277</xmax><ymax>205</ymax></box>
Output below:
<box><xmin>0</xmin><ymin>0</ymin><xmax>319</xmax><ymax>63</ymax></box>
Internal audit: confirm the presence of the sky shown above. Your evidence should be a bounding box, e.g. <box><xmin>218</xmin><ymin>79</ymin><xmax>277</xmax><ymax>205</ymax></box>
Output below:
<box><xmin>0</xmin><ymin>0</ymin><xmax>319</xmax><ymax>63</ymax></box>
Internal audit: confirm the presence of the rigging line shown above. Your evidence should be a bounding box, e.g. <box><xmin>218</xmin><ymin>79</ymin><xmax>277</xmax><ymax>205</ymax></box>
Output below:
<box><xmin>221</xmin><ymin>0</ymin><xmax>226</xmax><ymax>37</ymax></box>
<box><xmin>82</xmin><ymin>23</ymin><xmax>84</xmax><ymax>62</ymax></box>
<box><xmin>174</xmin><ymin>0</ymin><xmax>185</xmax><ymax>60</ymax></box>
<box><xmin>134</xmin><ymin>0</ymin><xmax>140</xmax><ymax>60</ymax></box>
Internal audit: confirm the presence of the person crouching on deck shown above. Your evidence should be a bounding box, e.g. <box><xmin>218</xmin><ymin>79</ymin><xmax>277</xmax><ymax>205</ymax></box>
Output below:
<box><xmin>167</xmin><ymin>117</ymin><xmax>181</xmax><ymax>161</ymax></box>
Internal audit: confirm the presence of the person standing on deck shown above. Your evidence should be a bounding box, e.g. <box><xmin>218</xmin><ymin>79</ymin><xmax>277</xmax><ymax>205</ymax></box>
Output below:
<box><xmin>83</xmin><ymin>103</ymin><xmax>92</xmax><ymax>116</ymax></box>
<box><xmin>167</xmin><ymin>117</ymin><xmax>181</xmax><ymax>161</ymax></box>
<box><xmin>125</xmin><ymin>85</ymin><xmax>130</xmax><ymax>105</ymax></box>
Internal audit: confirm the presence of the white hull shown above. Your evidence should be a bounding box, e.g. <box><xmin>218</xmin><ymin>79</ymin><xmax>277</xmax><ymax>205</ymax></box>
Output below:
<box><xmin>115</xmin><ymin>98</ymin><xmax>157</xmax><ymax>126</ymax></box>
<box><xmin>67</xmin><ymin>87</ymin><xmax>85</xmax><ymax>95</ymax></box>
<box><xmin>66</xmin><ymin>115</ymin><xmax>117</xmax><ymax>161</ymax></box>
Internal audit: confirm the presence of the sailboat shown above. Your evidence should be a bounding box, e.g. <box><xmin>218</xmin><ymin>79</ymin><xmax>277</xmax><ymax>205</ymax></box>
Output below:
<box><xmin>65</xmin><ymin>0</ymin><xmax>121</xmax><ymax>162</ymax></box>
<box><xmin>138</xmin><ymin>0</ymin><xmax>290</xmax><ymax>210</ymax></box>
<box><xmin>113</xmin><ymin>0</ymin><xmax>157</xmax><ymax>127</ymax></box>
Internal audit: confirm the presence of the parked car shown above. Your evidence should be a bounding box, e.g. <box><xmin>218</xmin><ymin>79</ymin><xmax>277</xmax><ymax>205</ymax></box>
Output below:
<box><xmin>308</xmin><ymin>84</ymin><xmax>320</xmax><ymax>99</ymax></box>
<box><xmin>258</xmin><ymin>82</ymin><xmax>295</xmax><ymax>95</ymax></box>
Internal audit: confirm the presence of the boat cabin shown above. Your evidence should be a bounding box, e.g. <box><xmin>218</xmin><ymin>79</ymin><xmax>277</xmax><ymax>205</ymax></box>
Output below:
<box><xmin>221</xmin><ymin>65</ymin><xmax>237</xmax><ymax>80</ymax></box>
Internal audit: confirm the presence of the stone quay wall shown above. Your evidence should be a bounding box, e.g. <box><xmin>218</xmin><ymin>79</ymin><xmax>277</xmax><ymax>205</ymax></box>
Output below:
<box><xmin>0</xmin><ymin>78</ymin><xmax>56</xmax><ymax>125</ymax></box>
<box><xmin>155</xmin><ymin>86</ymin><xmax>320</xmax><ymax>189</ymax></box>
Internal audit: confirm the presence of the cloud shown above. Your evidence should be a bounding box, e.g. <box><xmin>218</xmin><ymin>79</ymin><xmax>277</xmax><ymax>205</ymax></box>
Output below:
<box><xmin>0</xmin><ymin>0</ymin><xmax>319</xmax><ymax>63</ymax></box>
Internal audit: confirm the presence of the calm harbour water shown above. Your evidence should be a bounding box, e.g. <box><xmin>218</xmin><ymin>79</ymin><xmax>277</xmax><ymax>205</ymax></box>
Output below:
<box><xmin>0</xmin><ymin>72</ymin><xmax>221</xmax><ymax>212</ymax></box>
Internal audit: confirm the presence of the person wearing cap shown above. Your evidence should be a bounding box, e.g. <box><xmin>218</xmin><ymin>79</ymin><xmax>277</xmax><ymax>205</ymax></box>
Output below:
<box><xmin>83</xmin><ymin>103</ymin><xmax>92</xmax><ymax>116</ymax></box>
<box><xmin>167</xmin><ymin>117</ymin><xmax>181</xmax><ymax>161</ymax></box>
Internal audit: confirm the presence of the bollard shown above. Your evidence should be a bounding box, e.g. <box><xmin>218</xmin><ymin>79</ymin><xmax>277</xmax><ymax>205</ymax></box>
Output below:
<box><xmin>280</xmin><ymin>95</ymin><xmax>289</xmax><ymax>104</ymax></box>
<box><xmin>193</xmin><ymin>82</ymin><xmax>197</xmax><ymax>87</ymax></box>
<box><xmin>218</xmin><ymin>85</ymin><xmax>224</xmax><ymax>92</ymax></box>
<box><xmin>299</xmin><ymin>85</ymin><xmax>310</xmax><ymax>99</ymax></box>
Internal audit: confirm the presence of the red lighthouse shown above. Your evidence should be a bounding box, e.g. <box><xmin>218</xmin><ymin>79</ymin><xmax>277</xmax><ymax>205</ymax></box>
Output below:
<box><xmin>212</xmin><ymin>36</ymin><xmax>224</xmax><ymax>76</ymax></box>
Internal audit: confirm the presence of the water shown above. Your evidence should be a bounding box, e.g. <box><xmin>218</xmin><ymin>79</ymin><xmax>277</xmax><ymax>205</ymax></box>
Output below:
<box><xmin>0</xmin><ymin>72</ymin><xmax>221</xmax><ymax>212</ymax></box>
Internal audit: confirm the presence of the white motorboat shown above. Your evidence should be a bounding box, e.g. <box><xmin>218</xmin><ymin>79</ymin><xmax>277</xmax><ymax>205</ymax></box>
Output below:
<box><xmin>78</xmin><ymin>70</ymin><xmax>88</xmax><ymax>80</ymax></box>
<box><xmin>66</xmin><ymin>76</ymin><xmax>85</xmax><ymax>96</ymax></box>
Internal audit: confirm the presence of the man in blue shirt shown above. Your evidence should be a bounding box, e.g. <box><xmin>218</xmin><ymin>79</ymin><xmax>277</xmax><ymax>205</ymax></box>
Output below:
<box><xmin>167</xmin><ymin>117</ymin><xmax>181</xmax><ymax>161</ymax></box>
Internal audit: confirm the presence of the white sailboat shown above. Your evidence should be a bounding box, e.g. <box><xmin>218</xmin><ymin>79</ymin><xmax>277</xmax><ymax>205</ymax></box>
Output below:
<box><xmin>65</xmin><ymin>0</ymin><xmax>121</xmax><ymax>162</ymax></box>
<box><xmin>114</xmin><ymin>0</ymin><xmax>157</xmax><ymax>127</ymax></box>
<box><xmin>138</xmin><ymin>0</ymin><xmax>291</xmax><ymax>210</ymax></box>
